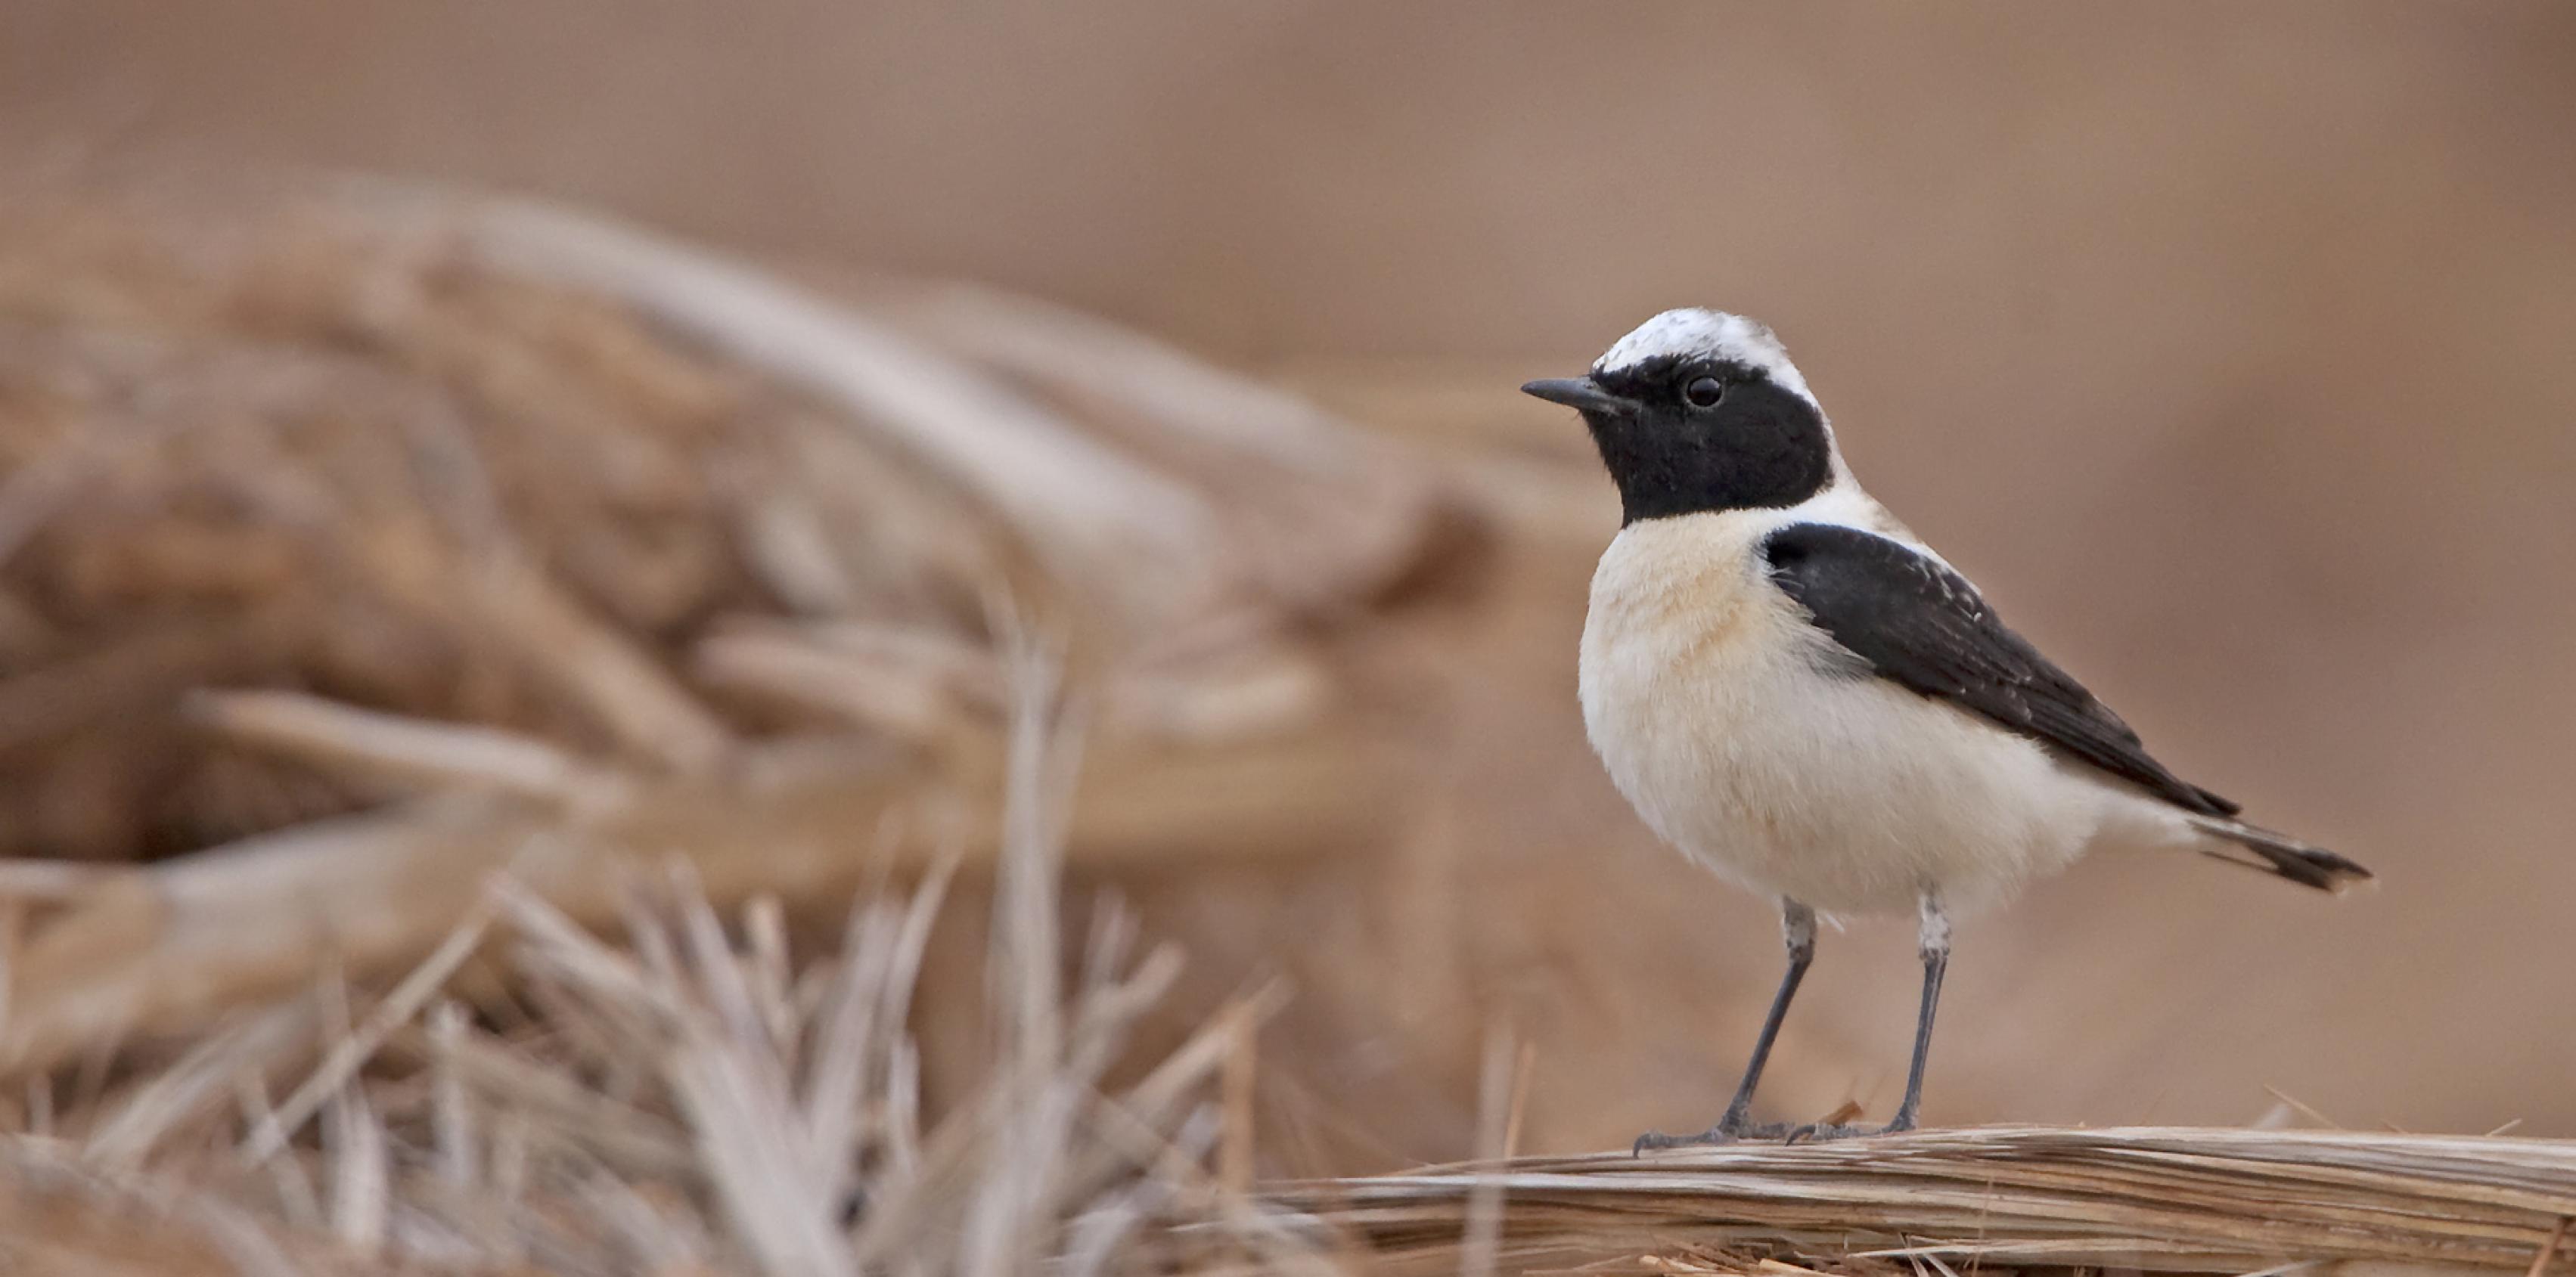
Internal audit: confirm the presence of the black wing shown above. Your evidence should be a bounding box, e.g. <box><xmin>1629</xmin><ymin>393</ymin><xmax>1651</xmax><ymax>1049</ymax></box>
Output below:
<box><xmin>1762</xmin><ymin>522</ymin><xmax>2238</xmax><ymax>817</ymax></box>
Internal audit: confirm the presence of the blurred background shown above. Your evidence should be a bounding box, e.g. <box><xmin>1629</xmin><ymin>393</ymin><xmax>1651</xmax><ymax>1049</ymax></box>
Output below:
<box><xmin>2</xmin><ymin>0</ymin><xmax>2572</xmax><ymax>1176</ymax></box>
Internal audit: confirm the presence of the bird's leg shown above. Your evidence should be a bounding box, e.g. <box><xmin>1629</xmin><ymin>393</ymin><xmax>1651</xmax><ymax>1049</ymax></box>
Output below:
<box><xmin>1886</xmin><ymin>891</ymin><xmax>1951</xmax><ymax>1131</ymax></box>
<box><xmin>1634</xmin><ymin>901</ymin><xmax>1815</xmax><ymax>1153</ymax></box>
<box><xmin>1789</xmin><ymin>891</ymin><xmax>1949</xmax><ymax>1143</ymax></box>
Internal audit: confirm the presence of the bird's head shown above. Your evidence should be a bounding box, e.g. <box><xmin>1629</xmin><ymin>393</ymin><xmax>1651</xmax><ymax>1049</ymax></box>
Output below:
<box><xmin>1523</xmin><ymin>308</ymin><xmax>1838</xmax><ymax>525</ymax></box>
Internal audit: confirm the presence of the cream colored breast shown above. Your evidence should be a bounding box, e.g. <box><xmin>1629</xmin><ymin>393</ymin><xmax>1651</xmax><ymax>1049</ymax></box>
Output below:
<box><xmin>1579</xmin><ymin>515</ymin><xmax>1778</xmax><ymax>680</ymax></box>
<box><xmin>1577</xmin><ymin>513</ymin><xmax>1808</xmax><ymax>850</ymax></box>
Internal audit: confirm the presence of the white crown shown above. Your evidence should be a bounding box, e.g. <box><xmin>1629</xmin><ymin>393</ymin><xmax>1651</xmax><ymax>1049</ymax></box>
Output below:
<box><xmin>1594</xmin><ymin>308</ymin><xmax>1813</xmax><ymax>404</ymax></box>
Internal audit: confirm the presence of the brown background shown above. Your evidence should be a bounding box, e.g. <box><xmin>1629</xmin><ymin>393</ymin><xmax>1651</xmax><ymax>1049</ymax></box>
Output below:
<box><xmin>5</xmin><ymin>2</ymin><xmax>2573</xmax><ymax>1151</ymax></box>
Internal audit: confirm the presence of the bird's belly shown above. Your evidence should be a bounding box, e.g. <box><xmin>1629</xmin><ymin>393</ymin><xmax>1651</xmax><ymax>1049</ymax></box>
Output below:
<box><xmin>1581</xmin><ymin>612</ymin><xmax>2103</xmax><ymax>917</ymax></box>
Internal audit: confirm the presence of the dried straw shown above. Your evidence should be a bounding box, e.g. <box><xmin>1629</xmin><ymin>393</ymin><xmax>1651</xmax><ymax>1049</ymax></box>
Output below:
<box><xmin>0</xmin><ymin>178</ymin><xmax>1448</xmax><ymax>1075</ymax></box>
<box><xmin>0</xmin><ymin>648</ymin><xmax>1333</xmax><ymax>1276</ymax></box>
<box><xmin>1263</xmin><ymin>1127</ymin><xmax>2576</xmax><ymax>1275</ymax></box>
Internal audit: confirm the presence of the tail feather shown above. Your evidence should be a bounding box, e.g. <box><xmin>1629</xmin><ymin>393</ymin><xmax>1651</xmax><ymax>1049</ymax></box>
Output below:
<box><xmin>2189</xmin><ymin>816</ymin><xmax>2374</xmax><ymax>892</ymax></box>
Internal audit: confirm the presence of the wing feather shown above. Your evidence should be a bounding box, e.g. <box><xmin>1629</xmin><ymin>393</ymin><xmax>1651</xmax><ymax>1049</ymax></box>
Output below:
<box><xmin>1761</xmin><ymin>522</ymin><xmax>2238</xmax><ymax>817</ymax></box>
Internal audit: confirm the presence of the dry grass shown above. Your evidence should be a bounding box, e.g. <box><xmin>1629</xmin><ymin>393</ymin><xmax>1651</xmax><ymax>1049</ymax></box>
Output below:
<box><xmin>0</xmin><ymin>174</ymin><xmax>1457</xmax><ymax>1269</ymax></box>
<box><xmin>0</xmin><ymin>175</ymin><xmax>1459</xmax><ymax>1078</ymax></box>
<box><xmin>1276</xmin><ymin>1128</ymin><xmax>2576</xmax><ymax>1275</ymax></box>
<box><xmin>0</xmin><ymin>650</ymin><xmax>1346</xmax><ymax>1275</ymax></box>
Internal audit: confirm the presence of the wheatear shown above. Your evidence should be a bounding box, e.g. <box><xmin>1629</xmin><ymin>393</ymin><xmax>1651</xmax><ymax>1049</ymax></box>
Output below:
<box><xmin>1524</xmin><ymin>308</ymin><xmax>2370</xmax><ymax>1148</ymax></box>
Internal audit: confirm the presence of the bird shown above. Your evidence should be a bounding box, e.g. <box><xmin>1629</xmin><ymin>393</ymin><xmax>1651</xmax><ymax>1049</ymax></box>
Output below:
<box><xmin>1522</xmin><ymin>308</ymin><xmax>2371</xmax><ymax>1149</ymax></box>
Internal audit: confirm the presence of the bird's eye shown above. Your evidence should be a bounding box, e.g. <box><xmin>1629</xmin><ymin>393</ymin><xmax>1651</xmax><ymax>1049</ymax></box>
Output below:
<box><xmin>1683</xmin><ymin>376</ymin><xmax>1725</xmax><ymax>408</ymax></box>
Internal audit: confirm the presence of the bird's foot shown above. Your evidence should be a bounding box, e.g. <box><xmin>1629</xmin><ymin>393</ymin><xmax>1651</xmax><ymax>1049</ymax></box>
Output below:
<box><xmin>1783</xmin><ymin>1114</ymin><xmax>1918</xmax><ymax>1144</ymax></box>
<box><xmin>1632</xmin><ymin>1113</ymin><xmax>1792</xmax><ymax>1155</ymax></box>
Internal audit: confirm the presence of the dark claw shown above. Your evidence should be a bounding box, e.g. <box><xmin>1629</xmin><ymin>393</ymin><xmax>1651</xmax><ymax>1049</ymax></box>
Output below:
<box><xmin>1638</xmin><ymin>1127</ymin><xmax>1721</xmax><ymax>1158</ymax></box>
<box><xmin>1783</xmin><ymin>1115</ymin><xmax>1919</xmax><ymax>1144</ymax></box>
<box><xmin>1633</xmin><ymin>1114</ymin><xmax>1797</xmax><ymax>1155</ymax></box>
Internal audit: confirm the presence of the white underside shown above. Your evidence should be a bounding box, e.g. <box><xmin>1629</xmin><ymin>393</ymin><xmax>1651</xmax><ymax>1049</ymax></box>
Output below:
<box><xmin>1580</xmin><ymin>490</ymin><xmax>2201</xmax><ymax>919</ymax></box>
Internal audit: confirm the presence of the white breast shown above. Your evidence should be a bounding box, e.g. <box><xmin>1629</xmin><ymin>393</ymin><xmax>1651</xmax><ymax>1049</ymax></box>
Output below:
<box><xmin>1578</xmin><ymin>502</ymin><xmax>2111</xmax><ymax>917</ymax></box>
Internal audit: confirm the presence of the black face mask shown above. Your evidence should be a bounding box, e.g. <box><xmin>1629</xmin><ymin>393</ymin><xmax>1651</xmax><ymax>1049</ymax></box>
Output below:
<box><xmin>1563</xmin><ymin>358</ymin><xmax>1835</xmax><ymax>525</ymax></box>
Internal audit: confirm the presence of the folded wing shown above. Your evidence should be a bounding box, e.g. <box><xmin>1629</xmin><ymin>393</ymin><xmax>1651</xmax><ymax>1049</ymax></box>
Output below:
<box><xmin>1761</xmin><ymin>522</ymin><xmax>2239</xmax><ymax>817</ymax></box>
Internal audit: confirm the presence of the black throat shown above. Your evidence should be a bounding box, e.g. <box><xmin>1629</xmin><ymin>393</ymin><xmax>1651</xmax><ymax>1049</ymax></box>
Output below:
<box><xmin>1583</xmin><ymin>361</ymin><xmax>1835</xmax><ymax>524</ymax></box>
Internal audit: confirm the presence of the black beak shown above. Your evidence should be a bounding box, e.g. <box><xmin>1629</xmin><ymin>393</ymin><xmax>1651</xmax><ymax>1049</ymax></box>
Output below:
<box><xmin>1521</xmin><ymin>376</ymin><xmax>1636</xmax><ymax>416</ymax></box>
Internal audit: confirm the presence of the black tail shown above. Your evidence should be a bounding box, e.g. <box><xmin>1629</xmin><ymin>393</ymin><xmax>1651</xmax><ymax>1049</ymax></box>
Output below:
<box><xmin>2189</xmin><ymin>817</ymin><xmax>2374</xmax><ymax>892</ymax></box>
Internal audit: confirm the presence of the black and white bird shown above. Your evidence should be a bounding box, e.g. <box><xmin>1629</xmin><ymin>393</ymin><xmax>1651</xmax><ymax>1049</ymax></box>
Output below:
<box><xmin>1524</xmin><ymin>308</ymin><xmax>2370</xmax><ymax>1148</ymax></box>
